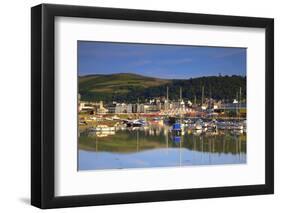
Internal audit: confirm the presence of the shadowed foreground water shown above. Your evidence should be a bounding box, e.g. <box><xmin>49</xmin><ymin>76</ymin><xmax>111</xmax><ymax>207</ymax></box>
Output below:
<box><xmin>78</xmin><ymin>125</ymin><xmax>246</xmax><ymax>171</ymax></box>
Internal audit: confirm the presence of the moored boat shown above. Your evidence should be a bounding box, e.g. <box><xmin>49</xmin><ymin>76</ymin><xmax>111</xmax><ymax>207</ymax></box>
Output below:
<box><xmin>194</xmin><ymin>119</ymin><xmax>203</xmax><ymax>130</ymax></box>
<box><xmin>172</xmin><ymin>123</ymin><xmax>183</xmax><ymax>132</ymax></box>
<box><xmin>126</xmin><ymin>119</ymin><xmax>147</xmax><ymax>127</ymax></box>
<box><xmin>90</xmin><ymin>125</ymin><xmax>115</xmax><ymax>132</ymax></box>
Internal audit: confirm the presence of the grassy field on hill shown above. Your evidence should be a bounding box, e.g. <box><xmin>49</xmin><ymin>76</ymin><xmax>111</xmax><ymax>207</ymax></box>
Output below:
<box><xmin>79</xmin><ymin>73</ymin><xmax>246</xmax><ymax>103</ymax></box>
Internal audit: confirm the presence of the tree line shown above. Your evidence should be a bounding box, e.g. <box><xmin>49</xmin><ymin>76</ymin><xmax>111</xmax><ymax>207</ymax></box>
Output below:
<box><xmin>80</xmin><ymin>75</ymin><xmax>246</xmax><ymax>103</ymax></box>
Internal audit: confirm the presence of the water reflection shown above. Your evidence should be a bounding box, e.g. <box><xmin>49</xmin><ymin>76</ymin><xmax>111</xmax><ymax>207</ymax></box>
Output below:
<box><xmin>78</xmin><ymin>124</ymin><xmax>246</xmax><ymax>171</ymax></box>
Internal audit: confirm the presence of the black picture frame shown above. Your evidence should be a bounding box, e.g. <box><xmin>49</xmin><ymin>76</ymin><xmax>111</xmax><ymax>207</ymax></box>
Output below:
<box><xmin>31</xmin><ymin>3</ymin><xmax>274</xmax><ymax>209</ymax></box>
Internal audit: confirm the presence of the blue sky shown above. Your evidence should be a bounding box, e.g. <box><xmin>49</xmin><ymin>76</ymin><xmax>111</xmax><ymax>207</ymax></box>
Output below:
<box><xmin>78</xmin><ymin>41</ymin><xmax>246</xmax><ymax>79</ymax></box>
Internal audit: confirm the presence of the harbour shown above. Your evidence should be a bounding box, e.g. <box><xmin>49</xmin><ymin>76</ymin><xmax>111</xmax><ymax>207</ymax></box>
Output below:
<box><xmin>79</xmin><ymin>116</ymin><xmax>246</xmax><ymax>170</ymax></box>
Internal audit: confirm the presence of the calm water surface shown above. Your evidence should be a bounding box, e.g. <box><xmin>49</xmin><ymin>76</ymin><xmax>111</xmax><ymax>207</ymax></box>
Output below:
<box><xmin>78</xmin><ymin>125</ymin><xmax>246</xmax><ymax>171</ymax></box>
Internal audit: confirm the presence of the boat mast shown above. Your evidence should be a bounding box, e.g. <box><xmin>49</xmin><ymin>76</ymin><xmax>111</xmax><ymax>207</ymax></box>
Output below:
<box><xmin>239</xmin><ymin>87</ymin><xmax>242</xmax><ymax>120</ymax></box>
<box><xmin>180</xmin><ymin>87</ymin><xmax>182</xmax><ymax>101</ymax></box>
<box><xmin>236</xmin><ymin>92</ymin><xmax>238</xmax><ymax>117</ymax></box>
<box><xmin>166</xmin><ymin>86</ymin><xmax>169</xmax><ymax>112</ymax></box>
<box><xmin>166</xmin><ymin>86</ymin><xmax>169</xmax><ymax>102</ymax></box>
<box><xmin>180</xmin><ymin>87</ymin><xmax>183</xmax><ymax>120</ymax></box>
<box><xmin>201</xmin><ymin>86</ymin><xmax>204</xmax><ymax>106</ymax></box>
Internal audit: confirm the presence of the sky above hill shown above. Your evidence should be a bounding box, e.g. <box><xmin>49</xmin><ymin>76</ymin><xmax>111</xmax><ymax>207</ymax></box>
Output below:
<box><xmin>78</xmin><ymin>41</ymin><xmax>246</xmax><ymax>79</ymax></box>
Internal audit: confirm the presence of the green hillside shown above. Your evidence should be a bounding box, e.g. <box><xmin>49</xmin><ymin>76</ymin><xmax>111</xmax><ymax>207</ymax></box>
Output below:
<box><xmin>79</xmin><ymin>73</ymin><xmax>246</xmax><ymax>103</ymax></box>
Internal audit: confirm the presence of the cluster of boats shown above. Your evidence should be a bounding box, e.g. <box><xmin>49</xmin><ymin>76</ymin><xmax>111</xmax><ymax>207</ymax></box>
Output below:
<box><xmin>172</xmin><ymin>118</ymin><xmax>246</xmax><ymax>134</ymax></box>
<box><xmin>85</xmin><ymin>116</ymin><xmax>246</xmax><ymax>137</ymax></box>
<box><xmin>124</xmin><ymin>119</ymin><xmax>148</xmax><ymax>127</ymax></box>
<box><xmin>87</xmin><ymin>119</ymin><xmax>148</xmax><ymax>132</ymax></box>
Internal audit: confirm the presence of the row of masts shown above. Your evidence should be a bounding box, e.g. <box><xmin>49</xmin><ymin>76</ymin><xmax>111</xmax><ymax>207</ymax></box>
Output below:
<box><xmin>166</xmin><ymin>86</ymin><xmax>183</xmax><ymax>103</ymax></box>
<box><xmin>166</xmin><ymin>85</ymin><xmax>205</xmax><ymax>104</ymax></box>
<box><xmin>165</xmin><ymin>85</ymin><xmax>242</xmax><ymax>105</ymax></box>
<box><xmin>166</xmin><ymin>85</ymin><xmax>243</xmax><ymax>119</ymax></box>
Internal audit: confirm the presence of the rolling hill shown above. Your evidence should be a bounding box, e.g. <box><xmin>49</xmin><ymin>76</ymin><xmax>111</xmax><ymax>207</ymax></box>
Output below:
<box><xmin>79</xmin><ymin>73</ymin><xmax>246</xmax><ymax>103</ymax></box>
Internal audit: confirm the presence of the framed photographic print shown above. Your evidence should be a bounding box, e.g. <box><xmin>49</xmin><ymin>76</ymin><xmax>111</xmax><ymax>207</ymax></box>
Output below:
<box><xmin>31</xmin><ymin>4</ymin><xmax>274</xmax><ymax>209</ymax></box>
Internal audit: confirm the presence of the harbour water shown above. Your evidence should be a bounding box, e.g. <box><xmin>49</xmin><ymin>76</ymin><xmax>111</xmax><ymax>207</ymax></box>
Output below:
<box><xmin>78</xmin><ymin>123</ymin><xmax>246</xmax><ymax>171</ymax></box>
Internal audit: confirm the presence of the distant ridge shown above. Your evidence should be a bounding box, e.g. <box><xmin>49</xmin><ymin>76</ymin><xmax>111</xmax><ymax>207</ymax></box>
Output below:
<box><xmin>79</xmin><ymin>72</ymin><xmax>167</xmax><ymax>80</ymax></box>
<box><xmin>79</xmin><ymin>73</ymin><xmax>246</xmax><ymax>103</ymax></box>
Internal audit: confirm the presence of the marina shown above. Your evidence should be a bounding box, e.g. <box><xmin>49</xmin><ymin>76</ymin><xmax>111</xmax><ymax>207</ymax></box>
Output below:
<box><xmin>78</xmin><ymin>83</ymin><xmax>247</xmax><ymax>170</ymax></box>
<box><xmin>79</xmin><ymin>116</ymin><xmax>246</xmax><ymax>170</ymax></box>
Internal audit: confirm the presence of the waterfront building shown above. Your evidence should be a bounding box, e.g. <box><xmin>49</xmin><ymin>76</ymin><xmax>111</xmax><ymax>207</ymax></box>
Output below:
<box><xmin>107</xmin><ymin>103</ymin><xmax>117</xmax><ymax>113</ymax></box>
<box><xmin>79</xmin><ymin>101</ymin><xmax>108</xmax><ymax>114</ymax></box>
<box><xmin>115</xmin><ymin>103</ymin><xmax>128</xmax><ymax>113</ymax></box>
<box><xmin>126</xmin><ymin>104</ymin><xmax>133</xmax><ymax>114</ymax></box>
<box><xmin>97</xmin><ymin>101</ymin><xmax>108</xmax><ymax>114</ymax></box>
<box><xmin>79</xmin><ymin>101</ymin><xmax>97</xmax><ymax>113</ymax></box>
<box><xmin>164</xmin><ymin>100</ymin><xmax>170</xmax><ymax>110</ymax></box>
<box><xmin>132</xmin><ymin>104</ymin><xmax>138</xmax><ymax>113</ymax></box>
<box><xmin>137</xmin><ymin>103</ymin><xmax>145</xmax><ymax>113</ymax></box>
<box><xmin>142</xmin><ymin>103</ymin><xmax>161</xmax><ymax>113</ymax></box>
